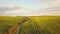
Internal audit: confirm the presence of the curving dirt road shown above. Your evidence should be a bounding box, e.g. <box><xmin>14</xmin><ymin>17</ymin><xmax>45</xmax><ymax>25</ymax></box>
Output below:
<box><xmin>14</xmin><ymin>17</ymin><xmax>30</xmax><ymax>34</ymax></box>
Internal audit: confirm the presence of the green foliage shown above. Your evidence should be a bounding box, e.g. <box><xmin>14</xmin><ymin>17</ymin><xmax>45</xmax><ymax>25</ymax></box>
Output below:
<box><xmin>0</xmin><ymin>16</ymin><xmax>24</xmax><ymax>33</ymax></box>
<box><xmin>19</xmin><ymin>16</ymin><xmax>60</xmax><ymax>34</ymax></box>
<box><xmin>0</xmin><ymin>16</ymin><xmax>60</xmax><ymax>34</ymax></box>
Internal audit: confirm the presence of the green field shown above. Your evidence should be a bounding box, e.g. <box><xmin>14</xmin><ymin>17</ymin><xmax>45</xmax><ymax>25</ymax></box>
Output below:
<box><xmin>0</xmin><ymin>16</ymin><xmax>60</xmax><ymax>34</ymax></box>
<box><xmin>0</xmin><ymin>16</ymin><xmax>25</xmax><ymax>34</ymax></box>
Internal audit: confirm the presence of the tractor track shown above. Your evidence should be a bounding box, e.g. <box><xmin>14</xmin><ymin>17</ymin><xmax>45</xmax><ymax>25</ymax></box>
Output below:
<box><xmin>12</xmin><ymin>17</ymin><xmax>30</xmax><ymax>34</ymax></box>
<box><xmin>2</xmin><ymin>17</ymin><xmax>30</xmax><ymax>34</ymax></box>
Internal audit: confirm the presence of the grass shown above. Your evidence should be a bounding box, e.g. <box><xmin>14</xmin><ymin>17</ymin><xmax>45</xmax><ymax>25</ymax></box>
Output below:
<box><xmin>19</xmin><ymin>16</ymin><xmax>60</xmax><ymax>34</ymax></box>
<box><xmin>0</xmin><ymin>16</ymin><xmax>24</xmax><ymax>33</ymax></box>
<box><xmin>0</xmin><ymin>16</ymin><xmax>60</xmax><ymax>34</ymax></box>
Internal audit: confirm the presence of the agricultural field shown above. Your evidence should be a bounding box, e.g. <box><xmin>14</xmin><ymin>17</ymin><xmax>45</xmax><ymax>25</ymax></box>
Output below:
<box><xmin>0</xmin><ymin>16</ymin><xmax>25</xmax><ymax>34</ymax></box>
<box><xmin>0</xmin><ymin>16</ymin><xmax>60</xmax><ymax>34</ymax></box>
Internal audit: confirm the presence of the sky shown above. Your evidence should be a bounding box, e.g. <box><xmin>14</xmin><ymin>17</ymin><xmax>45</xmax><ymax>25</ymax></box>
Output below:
<box><xmin>0</xmin><ymin>0</ymin><xmax>60</xmax><ymax>16</ymax></box>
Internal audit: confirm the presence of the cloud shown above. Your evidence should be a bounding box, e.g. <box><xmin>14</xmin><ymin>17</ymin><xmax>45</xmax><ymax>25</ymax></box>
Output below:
<box><xmin>0</xmin><ymin>5</ymin><xmax>60</xmax><ymax>16</ymax></box>
<box><xmin>40</xmin><ymin>0</ymin><xmax>60</xmax><ymax>9</ymax></box>
<box><xmin>0</xmin><ymin>5</ymin><xmax>24</xmax><ymax>16</ymax></box>
<box><xmin>37</xmin><ymin>0</ymin><xmax>60</xmax><ymax>15</ymax></box>
<box><xmin>0</xmin><ymin>0</ymin><xmax>60</xmax><ymax>16</ymax></box>
<box><xmin>39</xmin><ymin>6</ymin><xmax>60</xmax><ymax>15</ymax></box>
<box><xmin>0</xmin><ymin>6</ymin><xmax>22</xmax><ymax>12</ymax></box>
<box><xmin>0</xmin><ymin>5</ymin><xmax>38</xmax><ymax>16</ymax></box>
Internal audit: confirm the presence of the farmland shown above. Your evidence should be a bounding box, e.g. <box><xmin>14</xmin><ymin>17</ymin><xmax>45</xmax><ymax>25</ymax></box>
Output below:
<box><xmin>0</xmin><ymin>16</ymin><xmax>60</xmax><ymax>34</ymax></box>
<box><xmin>0</xmin><ymin>16</ymin><xmax>25</xmax><ymax>34</ymax></box>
